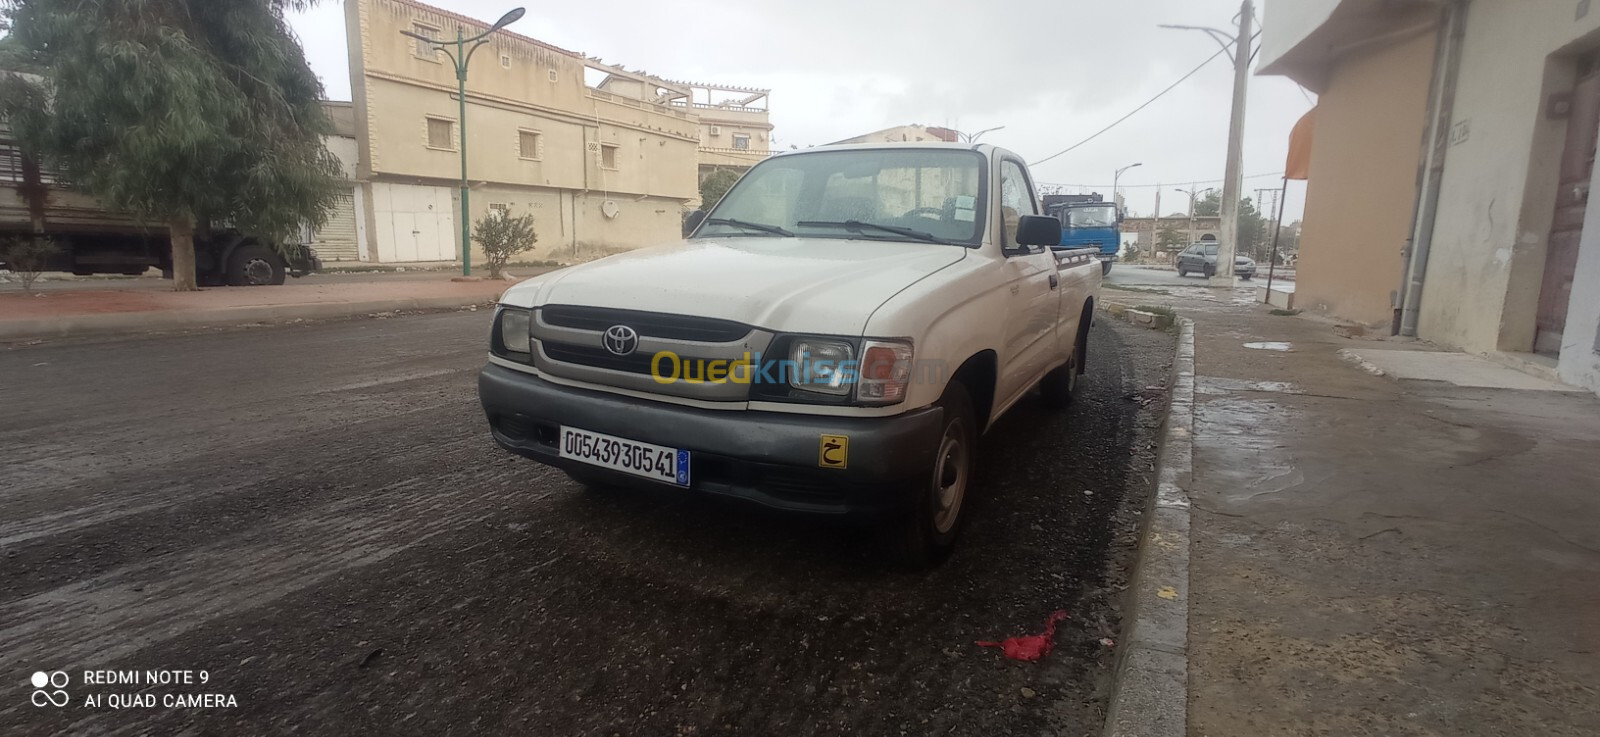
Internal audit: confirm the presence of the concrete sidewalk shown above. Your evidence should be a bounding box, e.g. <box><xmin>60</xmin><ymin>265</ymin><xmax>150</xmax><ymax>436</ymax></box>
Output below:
<box><xmin>0</xmin><ymin>271</ymin><xmax>545</xmax><ymax>341</ymax></box>
<box><xmin>1168</xmin><ymin>290</ymin><xmax>1600</xmax><ymax>735</ymax></box>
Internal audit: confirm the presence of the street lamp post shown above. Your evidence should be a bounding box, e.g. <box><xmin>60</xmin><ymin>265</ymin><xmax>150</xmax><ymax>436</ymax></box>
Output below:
<box><xmin>1112</xmin><ymin>162</ymin><xmax>1142</xmax><ymax>210</ymax></box>
<box><xmin>1162</xmin><ymin>0</ymin><xmax>1254</xmax><ymax>287</ymax></box>
<box><xmin>959</xmin><ymin>125</ymin><xmax>1005</xmax><ymax>143</ymax></box>
<box><xmin>401</xmin><ymin>7</ymin><xmax>525</xmax><ymax>277</ymax></box>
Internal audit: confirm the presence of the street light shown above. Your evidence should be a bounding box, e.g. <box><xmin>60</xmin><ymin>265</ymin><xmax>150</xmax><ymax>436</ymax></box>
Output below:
<box><xmin>1112</xmin><ymin>162</ymin><xmax>1142</xmax><ymax>209</ymax></box>
<box><xmin>401</xmin><ymin>6</ymin><xmax>526</xmax><ymax>277</ymax></box>
<box><xmin>1161</xmin><ymin>0</ymin><xmax>1254</xmax><ymax>287</ymax></box>
<box><xmin>959</xmin><ymin>126</ymin><xmax>1005</xmax><ymax>143</ymax></box>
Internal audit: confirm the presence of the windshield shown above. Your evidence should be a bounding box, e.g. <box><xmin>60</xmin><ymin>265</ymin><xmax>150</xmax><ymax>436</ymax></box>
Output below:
<box><xmin>1065</xmin><ymin>205</ymin><xmax>1118</xmax><ymax>228</ymax></box>
<box><xmin>697</xmin><ymin>148</ymin><xmax>987</xmax><ymax>245</ymax></box>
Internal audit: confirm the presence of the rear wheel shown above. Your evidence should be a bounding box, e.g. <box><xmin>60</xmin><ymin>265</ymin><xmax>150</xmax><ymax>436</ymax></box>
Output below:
<box><xmin>1203</xmin><ymin>264</ymin><xmax>1216</xmax><ymax>278</ymax></box>
<box><xmin>226</xmin><ymin>243</ymin><xmax>286</xmax><ymax>286</ymax></box>
<box><xmin>1039</xmin><ymin>349</ymin><xmax>1081</xmax><ymax>408</ymax></box>
<box><xmin>888</xmin><ymin>382</ymin><xmax>976</xmax><ymax>567</ymax></box>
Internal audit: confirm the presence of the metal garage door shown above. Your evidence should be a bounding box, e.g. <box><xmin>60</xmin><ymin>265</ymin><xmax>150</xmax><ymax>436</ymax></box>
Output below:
<box><xmin>374</xmin><ymin>183</ymin><xmax>455</xmax><ymax>263</ymax></box>
<box><xmin>312</xmin><ymin>193</ymin><xmax>360</xmax><ymax>261</ymax></box>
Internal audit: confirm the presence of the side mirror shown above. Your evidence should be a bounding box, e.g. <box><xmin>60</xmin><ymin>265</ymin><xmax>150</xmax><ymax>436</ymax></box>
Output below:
<box><xmin>1015</xmin><ymin>215</ymin><xmax>1062</xmax><ymax>248</ymax></box>
<box><xmin>683</xmin><ymin>210</ymin><xmax>707</xmax><ymax>238</ymax></box>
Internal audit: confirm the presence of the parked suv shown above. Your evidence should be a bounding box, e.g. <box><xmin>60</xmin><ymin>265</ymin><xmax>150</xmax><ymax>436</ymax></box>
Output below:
<box><xmin>1176</xmin><ymin>242</ymin><xmax>1255</xmax><ymax>279</ymax></box>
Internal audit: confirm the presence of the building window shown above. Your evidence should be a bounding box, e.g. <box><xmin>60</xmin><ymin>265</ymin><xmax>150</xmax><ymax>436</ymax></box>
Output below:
<box><xmin>488</xmin><ymin>203</ymin><xmax>509</xmax><ymax>218</ymax></box>
<box><xmin>518</xmin><ymin>130</ymin><xmax>542</xmax><ymax>160</ymax></box>
<box><xmin>426</xmin><ymin>117</ymin><xmax>455</xmax><ymax>150</ymax></box>
<box><xmin>500</xmin><ymin>54</ymin><xmax>512</xmax><ymax>69</ymax></box>
<box><xmin>547</xmin><ymin>69</ymin><xmax>559</xmax><ymax>83</ymax></box>
<box><xmin>601</xmin><ymin>143</ymin><xmax>618</xmax><ymax>170</ymax></box>
<box><xmin>732</xmin><ymin>133</ymin><xmax>751</xmax><ymax>150</ymax></box>
<box><xmin>411</xmin><ymin>23</ymin><xmax>440</xmax><ymax>61</ymax></box>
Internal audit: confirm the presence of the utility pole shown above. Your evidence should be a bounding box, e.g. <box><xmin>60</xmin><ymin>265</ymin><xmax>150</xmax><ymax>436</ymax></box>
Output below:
<box><xmin>1210</xmin><ymin>0</ymin><xmax>1253</xmax><ymax>286</ymax></box>
<box><xmin>1161</xmin><ymin>0</ymin><xmax>1253</xmax><ymax>285</ymax></box>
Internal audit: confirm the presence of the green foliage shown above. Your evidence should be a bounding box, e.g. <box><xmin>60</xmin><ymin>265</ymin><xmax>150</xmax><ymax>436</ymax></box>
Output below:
<box><xmin>474</xmin><ymin>211</ymin><xmax>539</xmax><ymax>279</ymax></box>
<box><xmin>699</xmin><ymin>169</ymin><xmax>742</xmax><ymax>209</ymax></box>
<box><xmin>0</xmin><ymin>236</ymin><xmax>58</xmax><ymax>290</ymax></box>
<box><xmin>1155</xmin><ymin>226</ymin><xmax>1185</xmax><ymax>252</ymax></box>
<box><xmin>1191</xmin><ymin>190</ymin><xmax>1273</xmax><ymax>261</ymax></box>
<box><xmin>0</xmin><ymin>0</ymin><xmax>342</xmax><ymax>255</ymax></box>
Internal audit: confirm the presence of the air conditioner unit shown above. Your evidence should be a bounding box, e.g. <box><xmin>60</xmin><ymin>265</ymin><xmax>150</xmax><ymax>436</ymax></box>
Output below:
<box><xmin>709</xmin><ymin>126</ymin><xmax>721</xmax><ymax>136</ymax></box>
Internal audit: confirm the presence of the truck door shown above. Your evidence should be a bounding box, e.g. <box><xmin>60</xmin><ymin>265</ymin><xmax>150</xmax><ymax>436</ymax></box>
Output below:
<box><xmin>995</xmin><ymin>158</ymin><xmax>1062</xmax><ymax>407</ymax></box>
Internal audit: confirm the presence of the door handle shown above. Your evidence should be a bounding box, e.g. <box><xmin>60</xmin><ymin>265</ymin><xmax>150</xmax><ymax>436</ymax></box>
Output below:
<box><xmin>1049</xmin><ymin>274</ymin><xmax>1060</xmax><ymax>289</ymax></box>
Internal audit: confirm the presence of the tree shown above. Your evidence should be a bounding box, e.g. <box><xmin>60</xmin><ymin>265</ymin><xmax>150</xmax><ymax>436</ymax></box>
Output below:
<box><xmin>699</xmin><ymin>169</ymin><xmax>742</xmax><ymax>209</ymax></box>
<box><xmin>0</xmin><ymin>0</ymin><xmax>342</xmax><ymax>291</ymax></box>
<box><xmin>473</xmin><ymin>211</ymin><xmax>538</xmax><ymax>279</ymax></box>
<box><xmin>1155</xmin><ymin>226</ymin><xmax>1186</xmax><ymax>253</ymax></box>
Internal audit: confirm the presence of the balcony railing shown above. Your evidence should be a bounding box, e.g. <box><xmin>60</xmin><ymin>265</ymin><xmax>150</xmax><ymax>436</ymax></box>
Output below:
<box><xmin>670</xmin><ymin>101</ymin><xmax>768</xmax><ymax>114</ymax></box>
<box><xmin>698</xmin><ymin>146</ymin><xmax>774</xmax><ymax>156</ymax></box>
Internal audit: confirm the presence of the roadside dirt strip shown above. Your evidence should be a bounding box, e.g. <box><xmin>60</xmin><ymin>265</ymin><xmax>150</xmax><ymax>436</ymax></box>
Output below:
<box><xmin>1100</xmin><ymin>310</ymin><xmax>1194</xmax><ymax>737</ymax></box>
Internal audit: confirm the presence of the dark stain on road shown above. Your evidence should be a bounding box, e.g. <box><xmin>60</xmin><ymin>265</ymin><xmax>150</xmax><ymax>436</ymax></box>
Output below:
<box><xmin>0</xmin><ymin>312</ymin><xmax>1173</xmax><ymax>736</ymax></box>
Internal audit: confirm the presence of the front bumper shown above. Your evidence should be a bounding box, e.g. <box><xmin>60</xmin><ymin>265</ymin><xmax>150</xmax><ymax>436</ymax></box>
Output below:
<box><xmin>478</xmin><ymin>365</ymin><xmax>943</xmax><ymax>515</ymax></box>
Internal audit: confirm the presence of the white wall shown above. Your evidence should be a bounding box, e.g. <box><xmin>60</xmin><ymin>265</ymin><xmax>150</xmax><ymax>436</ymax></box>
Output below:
<box><xmin>1417</xmin><ymin>0</ymin><xmax>1600</xmax><ymax>358</ymax></box>
<box><xmin>1258</xmin><ymin>0</ymin><xmax>1343</xmax><ymax>71</ymax></box>
<box><xmin>1560</xmin><ymin>167</ymin><xmax>1600</xmax><ymax>394</ymax></box>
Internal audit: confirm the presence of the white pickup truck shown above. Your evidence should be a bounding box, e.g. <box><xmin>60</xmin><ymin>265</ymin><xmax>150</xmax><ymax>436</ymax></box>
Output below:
<box><xmin>480</xmin><ymin>142</ymin><xmax>1101</xmax><ymax>563</ymax></box>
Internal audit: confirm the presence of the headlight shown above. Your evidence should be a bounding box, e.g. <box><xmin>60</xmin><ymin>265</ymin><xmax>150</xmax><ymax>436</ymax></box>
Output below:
<box><xmin>788</xmin><ymin>339</ymin><xmax>854</xmax><ymax>396</ymax></box>
<box><xmin>496</xmin><ymin>306</ymin><xmax>531</xmax><ymax>355</ymax></box>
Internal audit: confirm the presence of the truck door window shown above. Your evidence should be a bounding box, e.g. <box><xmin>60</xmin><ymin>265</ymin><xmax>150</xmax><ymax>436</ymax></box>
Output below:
<box><xmin>998</xmin><ymin>160</ymin><xmax>1037</xmax><ymax>248</ymax></box>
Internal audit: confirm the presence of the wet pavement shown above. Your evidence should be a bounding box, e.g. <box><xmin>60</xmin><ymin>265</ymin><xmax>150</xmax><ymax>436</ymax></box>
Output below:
<box><xmin>1</xmin><ymin>311</ymin><xmax>1174</xmax><ymax>736</ymax></box>
<box><xmin>1171</xmin><ymin>292</ymin><xmax>1600</xmax><ymax>737</ymax></box>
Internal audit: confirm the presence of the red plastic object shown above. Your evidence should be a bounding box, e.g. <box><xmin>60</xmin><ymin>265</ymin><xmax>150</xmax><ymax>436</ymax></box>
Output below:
<box><xmin>977</xmin><ymin>610</ymin><xmax>1069</xmax><ymax>662</ymax></box>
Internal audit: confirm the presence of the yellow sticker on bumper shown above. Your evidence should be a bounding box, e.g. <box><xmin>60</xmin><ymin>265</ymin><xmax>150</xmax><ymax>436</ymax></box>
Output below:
<box><xmin>819</xmin><ymin>434</ymin><xmax>849</xmax><ymax>469</ymax></box>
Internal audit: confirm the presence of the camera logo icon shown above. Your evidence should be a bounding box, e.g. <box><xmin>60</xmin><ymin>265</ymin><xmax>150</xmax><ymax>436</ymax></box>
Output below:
<box><xmin>31</xmin><ymin>671</ymin><xmax>69</xmax><ymax>707</ymax></box>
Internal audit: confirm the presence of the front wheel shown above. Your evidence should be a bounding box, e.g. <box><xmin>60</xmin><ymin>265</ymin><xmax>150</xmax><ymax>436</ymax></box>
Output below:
<box><xmin>888</xmin><ymin>382</ymin><xmax>976</xmax><ymax>567</ymax></box>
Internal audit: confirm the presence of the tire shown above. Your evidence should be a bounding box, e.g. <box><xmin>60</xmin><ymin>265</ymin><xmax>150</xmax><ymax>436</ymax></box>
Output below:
<box><xmin>888</xmin><ymin>382</ymin><xmax>977</xmax><ymax>568</ymax></box>
<box><xmin>1177</xmin><ymin>267</ymin><xmax>1187</xmax><ymax>277</ymax></box>
<box><xmin>1203</xmin><ymin>264</ymin><xmax>1216</xmax><ymax>278</ymax></box>
<box><xmin>1039</xmin><ymin>347</ymin><xmax>1081</xmax><ymax>408</ymax></box>
<box><xmin>226</xmin><ymin>243</ymin><xmax>286</xmax><ymax>286</ymax></box>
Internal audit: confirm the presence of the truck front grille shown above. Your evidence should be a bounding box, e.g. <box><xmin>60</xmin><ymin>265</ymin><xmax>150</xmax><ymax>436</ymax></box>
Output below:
<box><xmin>541</xmin><ymin>305</ymin><xmax>751</xmax><ymax>343</ymax></box>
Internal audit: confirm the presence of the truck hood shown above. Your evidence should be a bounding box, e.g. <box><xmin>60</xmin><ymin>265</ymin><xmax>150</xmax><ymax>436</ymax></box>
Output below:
<box><xmin>500</xmin><ymin>237</ymin><xmax>968</xmax><ymax>335</ymax></box>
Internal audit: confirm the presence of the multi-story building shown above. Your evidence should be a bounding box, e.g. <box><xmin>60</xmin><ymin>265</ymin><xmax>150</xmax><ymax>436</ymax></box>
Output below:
<box><xmin>343</xmin><ymin>0</ymin><xmax>768</xmax><ymax>263</ymax></box>
<box><xmin>1123</xmin><ymin>215</ymin><xmax>1223</xmax><ymax>255</ymax></box>
<box><xmin>830</xmin><ymin>125</ymin><xmax>961</xmax><ymax>145</ymax></box>
<box><xmin>1261</xmin><ymin>0</ymin><xmax>1600</xmax><ymax>396</ymax></box>
<box><xmin>673</xmin><ymin>82</ymin><xmax>774</xmax><ymax>183</ymax></box>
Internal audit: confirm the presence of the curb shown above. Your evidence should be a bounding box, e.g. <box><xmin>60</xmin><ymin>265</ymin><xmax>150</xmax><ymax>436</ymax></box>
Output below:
<box><xmin>0</xmin><ymin>294</ymin><xmax>498</xmax><ymax>342</ymax></box>
<box><xmin>1102</xmin><ymin>316</ymin><xmax>1194</xmax><ymax>737</ymax></box>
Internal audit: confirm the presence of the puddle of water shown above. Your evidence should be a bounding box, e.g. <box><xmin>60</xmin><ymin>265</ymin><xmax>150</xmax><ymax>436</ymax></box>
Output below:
<box><xmin>1197</xmin><ymin>377</ymin><xmax>1305</xmax><ymax>395</ymax></box>
<box><xmin>1243</xmin><ymin>341</ymin><xmax>1293</xmax><ymax>351</ymax></box>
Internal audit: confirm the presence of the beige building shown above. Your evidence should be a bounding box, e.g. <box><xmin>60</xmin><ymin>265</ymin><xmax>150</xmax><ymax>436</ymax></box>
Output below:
<box><xmin>343</xmin><ymin>0</ymin><xmax>769</xmax><ymax>263</ymax></box>
<box><xmin>306</xmin><ymin>101</ymin><xmax>366</xmax><ymax>262</ymax></box>
<box><xmin>1124</xmin><ymin>215</ymin><xmax>1222</xmax><ymax>255</ymax></box>
<box><xmin>830</xmin><ymin>125</ymin><xmax>961</xmax><ymax>145</ymax></box>
<box><xmin>676</xmin><ymin>82</ymin><xmax>774</xmax><ymax>182</ymax></box>
<box><xmin>1262</xmin><ymin>0</ymin><xmax>1600</xmax><ymax>396</ymax></box>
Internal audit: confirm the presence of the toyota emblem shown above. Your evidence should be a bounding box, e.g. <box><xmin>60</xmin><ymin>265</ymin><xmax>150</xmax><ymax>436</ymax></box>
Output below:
<box><xmin>603</xmin><ymin>325</ymin><xmax>640</xmax><ymax>356</ymax></box>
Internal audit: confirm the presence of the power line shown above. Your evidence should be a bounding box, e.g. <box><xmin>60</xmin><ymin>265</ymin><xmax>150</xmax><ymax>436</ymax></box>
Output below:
<box><xmin>1038</xmin><ymin>171</ymin><xmax>1285</xmax><ymax>189</ymax></box>
<box><xmin>1029</xmin><ymin>45</ymin><xmax>1231</xmax><ymax>168</ymax></box>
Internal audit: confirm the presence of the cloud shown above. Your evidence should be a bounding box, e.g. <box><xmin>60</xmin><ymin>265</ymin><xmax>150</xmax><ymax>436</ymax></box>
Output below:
<box><xmin>287</xmin><ymin>0</ymin><xmax>1313</xmax><ymax>219</ymax></box>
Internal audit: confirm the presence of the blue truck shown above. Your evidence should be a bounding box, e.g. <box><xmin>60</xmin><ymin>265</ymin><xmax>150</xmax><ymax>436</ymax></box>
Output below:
<box><xmin>1044</xmin><ymin>195</ymin><xmax>1121</xmax><ymax>276</ymax></box>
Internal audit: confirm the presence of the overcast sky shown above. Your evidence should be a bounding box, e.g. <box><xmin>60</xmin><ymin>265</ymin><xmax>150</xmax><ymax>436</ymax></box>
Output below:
<box><xmin>287</xmin><ymin>0</ymin><xmax>1314</xmax><ymax>221</ymax></box>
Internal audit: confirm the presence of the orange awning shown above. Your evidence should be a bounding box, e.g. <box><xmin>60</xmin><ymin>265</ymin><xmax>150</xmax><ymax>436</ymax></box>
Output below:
<box><xmin>1285</xmin><ymin>107</ymin><xmax>1316</xmax><ymax>181</ymax></box>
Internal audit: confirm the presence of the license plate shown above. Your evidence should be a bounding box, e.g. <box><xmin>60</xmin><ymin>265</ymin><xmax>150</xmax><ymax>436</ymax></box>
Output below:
<box><xmin>559</xmin><ymin>426</ymin><xmax>690</xmax><ymax>487</ymax></box>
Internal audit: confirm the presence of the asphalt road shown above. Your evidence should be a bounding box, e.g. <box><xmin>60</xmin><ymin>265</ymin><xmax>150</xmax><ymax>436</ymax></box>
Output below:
<box><xmin>1106</xmin><ymin>264</ymin><xmax>1295</xmax><ymax>290</ymax></box>
<box><xmin>1</xmin><ymin>311</ymin><xmax>1172</xmax><ymax>736</ymax></box>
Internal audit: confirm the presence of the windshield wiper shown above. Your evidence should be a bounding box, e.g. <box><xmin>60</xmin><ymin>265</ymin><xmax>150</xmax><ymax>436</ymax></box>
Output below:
<box><xmin>796</xmin><ymin>220</ymin><xmax>950</xmax><ymax>244</ymax></box>
<box><xmin>703</xmin><ymin>218</ymin><xmax>794</xmax><ymax>237</ymax></box>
